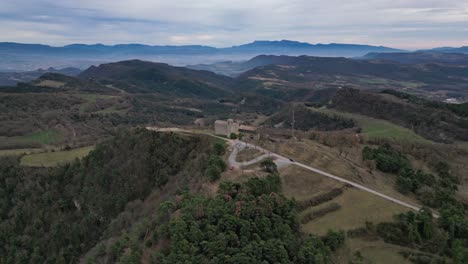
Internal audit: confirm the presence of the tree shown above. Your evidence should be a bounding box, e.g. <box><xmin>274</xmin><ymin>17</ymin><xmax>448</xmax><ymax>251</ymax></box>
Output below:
<box><xmin>452</xmin><ymin>239</ymin><xmax>468</xmax><ymax>264</ymax></box>
<box><xmin>323</xmin><ymin>230</ymin><xmax>345</xmax><ymax>251</ymax></box>
<box><xmin>213</xmin><ymin>142</ymin><xmax>226</xmax><ymax>155</ymax></box>
<box><xmin>260</xmin><ymin>158</ymin><xmax>277</xmax><ymax>173</ymax></box>
<box><xmin>206</xmin><ymin>165</ymin><xmax>221</xmax><ymax>182</ymax></box>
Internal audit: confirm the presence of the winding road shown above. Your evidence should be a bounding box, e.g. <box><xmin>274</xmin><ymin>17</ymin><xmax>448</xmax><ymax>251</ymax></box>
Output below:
<box><xmin>147</xmin><ymin>127</ymin><xmax>435</xmax><ymax>216</ymax></box>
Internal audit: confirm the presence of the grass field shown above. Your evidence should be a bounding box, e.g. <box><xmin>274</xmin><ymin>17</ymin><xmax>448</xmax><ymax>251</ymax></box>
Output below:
<box><xmin>75</xmin><ymin>93</ymin><xmax>117</xmax><ymax>113</ymax></box>
<box><xmin>23</xmin><ymin>129</ymin><xmax>62</xmax><ymax>145</ymax></box>
<box><xmin>236</xmin><ymin>147</ymin><xmax>262</xmax><ymax>162</ymax></box>
<box><xmin>301</xmin><ymin>187</ymin><xmax>408</xmax><ymax>236</ymax></box>
<box><xmin>0</xmin><ymin>129</ymin><xmax>63</xmax><ymax>149</ymax></box>
<box><xmin>334</xmin><ymin>237</ymin><xmax>413</xmax><ymax>264</ymax></box>
<box><xmin>0</xmin><ymin>148</ymin><xmax>44</xmax><ymax>156</ymax></box>
<box><xmin>20</xmin><ymin>145</ymin><xmax>95</xmax><ymax>167</ymax></box>
<box><xmin>280</xmin><ymin>165</ymin><xmax>343</xmax><ymax>201</ymax></box>
<box><xmin>95</xmin><ymin>105</ymin><xmax>127</xmax><ymax>114</ymax></box>
<box><xmin>356</xmin><ymin>77</ymin><xmax>423</xmax><ymax>89</ymax></box>
<box><xmin>310</xmin><ymin>107</ymin><xmax>430</xmax><ymax>143</ymax></box>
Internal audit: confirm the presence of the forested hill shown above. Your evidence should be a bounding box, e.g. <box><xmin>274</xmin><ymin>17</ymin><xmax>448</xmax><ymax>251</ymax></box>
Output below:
<box><xmin>0</xmin><ymin>129</ymin><xmax>216</xmax><ymax>263</ymax></box>
<box><xmin>78</xmin><ymin>59</ymin><xmax>234</xmax><ymax>97</ymax></box>
<box><xmin>0</xmin><ymin>128</ymin><xmax>348</xmax><ymax>263</ymax></box>
<box><xmin>361</xmin><ymin>52</ymin><xmax>468</xmax><ymax>65</ymax></box>
<box><xmin>330</xmin><ymin>88</ymin><xmax>468</xmax><ymax>143</ymax></box>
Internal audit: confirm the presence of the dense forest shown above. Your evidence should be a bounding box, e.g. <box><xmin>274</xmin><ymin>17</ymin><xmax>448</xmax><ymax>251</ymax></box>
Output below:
<box><xmin>0</xmin><ymin>129</ymin><xmax>350</xmax><ymax>263</ymax></box>
<box><xmin>0</xmin><ymin>129</ymin><xmax>216</xmax><ymax>263</ymax></box>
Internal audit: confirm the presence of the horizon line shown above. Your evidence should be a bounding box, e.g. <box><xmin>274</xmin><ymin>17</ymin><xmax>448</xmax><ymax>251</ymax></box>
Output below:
<box><xmin>1</xmin><ymin>39</ymin><xmax>464</xmax><ymax>51</ymax></box>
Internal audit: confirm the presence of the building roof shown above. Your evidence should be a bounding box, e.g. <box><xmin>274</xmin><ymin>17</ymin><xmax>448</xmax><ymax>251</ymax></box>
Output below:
<box><xmin>215</xmin><ymin>120</ymin><xmax>228</xmax><ymax>125</ymax></box>
<box><xmin>239</xmin><ymin>125</ymin><xmax>257</xmax><ymax>131</ymax></box>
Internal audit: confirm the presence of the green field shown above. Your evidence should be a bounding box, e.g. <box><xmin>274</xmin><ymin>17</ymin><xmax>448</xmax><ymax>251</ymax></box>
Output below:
<box><xmin>23</xmin><ymin>129</ymin><xmax>62</xmax><ymax>145</ymax></box>
<box><xmin>301</xmin><ymin>188</ymin><xmax>408</xmax><ymax>236</ymax></box>
<box><xmin>334</xmin><ymin>237</ymin><xmax>413</xmax><ymax>264</ymax></box>
<box><xmin>95</xmin><ymin>105</ymin><xmax>127</xmax><ymax>114</ymax></box>
<box><xmin>356</xmin><ymin>77</ymin><xmax>423</xmax><ymax>88</ymax></box>
<box><xmin>20</xmin><ymin>146</ymin><xmax>95</xmax><ymax>167</ymax></box>
<box><xmin>311</xmin><ymin>107</ymin><xmax>430</xmax><ymax>143</ymax></box>
<box><xmin>0</xmin><ymin>129</ymin><xmax>63</xmax><ymax>149</ymax></box>
<box><xmin>0</xmin><ymin>148</ymin><xmax>44</xmax><ymax>156</ymax></box>
<box><xmin>357</xmin><ymin>77</ymin><xmax>390</xmax><ymax>85</ymax></box>
<box><xmin>75</xmin><ymin>93</ymin><xmax>117</xmax><ymax>113</ymax></box>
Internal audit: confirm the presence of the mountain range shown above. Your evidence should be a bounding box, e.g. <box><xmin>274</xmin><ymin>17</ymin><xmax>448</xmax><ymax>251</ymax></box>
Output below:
<box><xmin>0</xmin><ymin>40</ymin><xmax>403</xmax><ymax>56</ymax></box>
<box><xmin>0</xmin><ymin>40</ymin><xmax>403</xmax><ymax>71</ymax></box>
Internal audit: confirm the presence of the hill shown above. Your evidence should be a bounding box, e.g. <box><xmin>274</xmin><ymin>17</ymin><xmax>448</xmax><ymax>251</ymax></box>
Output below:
<box><xmin>0</xmin><ymin>67</ymin><xmax>81</xmax><ymax>86</ymax></box>
<box><xmin>79</xmin><ymin>59</ymin><xmax>234</xmax><ymax>98</ymax></box>
<box><xmin>188</xmin><ymin>55</ymin><xmax>304</xmax><ymax>77</ymax></box>
<box><xmin>329</xmin><ymin>88</ymin><xmax>468</xmax><ymax>143</ymax></box>
<box><xmin>1</xmin><ymin>57</ymin><xmax>468</xmax><ymax>263</ymax></box>
<box><xmin>0</xmin><ymin>129</ymin><xmax>218</xmax><ymax>263</ymax></box>
<box><xmin>423</xmin><ymin>46</ymin><xmax>468</xmax><ymax>54</ymax></box>
<box><xmin>361</xmin><ymin>52</ymin><xmax>468</xmax><ymax>65</ymax></box>
<box><xmin>237</xmin><ymin>55</ymin><xmax>468</xmax><ymax>101</ymax></box>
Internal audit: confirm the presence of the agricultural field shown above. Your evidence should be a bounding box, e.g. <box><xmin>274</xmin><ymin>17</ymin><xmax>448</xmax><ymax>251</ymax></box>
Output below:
<box><xmin>0</xmin><ymin>129</ymin><xmax>63</xmax><ymax>149</ymax></box>
<box><xmin>300</xmin><ymin>187</ymin><xmax>408</xmax><ymax>235</ymax></box>
<box><xmin>334</xmin><ymin>237</ymin><xmax>413</xmax><ymax>264</ymax></box>
<box><xmin>280</xmin><ymin>164</ymin><xmax>343</xmax><ymax>201</ymax></box>
<box><xmin>74</xmin><ymin>93</ymin><xmax>123</xmax><ymax>114</ymax></box>
<box><xmin>20</xmin><ymin>145</ymin><xmax>95</xmax><ymax>167</ymax></box>
<box><xmin>0</xmin><ymin>148</ymin><xmax>44</xmax><ymax>156</ymax></box>
<box><xmin>356</xmin><ymin>77</ymin><xmax>423</xmax><ymax>89</ymax></box>
<box><xmin>310</xmin><ymin>107</ymin><xmax>430</xmax><ymax>143</ymax></box>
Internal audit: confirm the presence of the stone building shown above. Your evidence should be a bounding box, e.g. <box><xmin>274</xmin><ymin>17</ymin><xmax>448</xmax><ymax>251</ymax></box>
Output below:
<box><xmin>214</xmin><ymin>119</ymin><xmax>240</xmax><ymax>137</ymax></box>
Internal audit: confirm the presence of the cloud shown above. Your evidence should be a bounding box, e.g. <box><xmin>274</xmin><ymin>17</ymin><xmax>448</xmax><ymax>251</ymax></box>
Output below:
<box><xmin>0</xmin><ymin>0</ymin><xmax>467</xmax><ymax>49</ymax></box>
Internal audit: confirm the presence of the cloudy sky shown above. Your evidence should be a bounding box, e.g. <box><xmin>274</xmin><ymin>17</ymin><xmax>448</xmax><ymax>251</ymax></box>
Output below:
<box><xmin>1</xmin><ymin>0</ymin><xmax>467</xmax><ymax>49</ymax></box>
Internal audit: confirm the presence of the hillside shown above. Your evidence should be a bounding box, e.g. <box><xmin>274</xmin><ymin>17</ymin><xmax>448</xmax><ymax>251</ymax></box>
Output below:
<box><xmin>264</xmin><ymin>104</ymin><xmax>355</xmax><ymax>131</ymax></box>
<box><xmin>1</xmin><ymin>127</ymin><xmax>362</xmax><ymax>263</ymax></box>
<box><xmin>237</xmin><ymin>55</ymin><xmax>468</xmax><ymax>101</ymax></box>
<box><xmin>188</xmin><ymin>55</ymin><xmax>305</xmax><ymax>76</ymax></box>
<box><xmin>0</xmin><ymin>129</ymin><xmax>218</xmax><ymax>263</ymax></box>
<box><xmin>423</xmin><ymin>46</ymin><xmax>468</xmax><ymax>54</ymax></box>
<box><xmin>362</xmin><ymin>52</ymin><xmax>468</xmax><ymax>65</ymax></box>
<box><xmin>1</xmin><ymin>61</ymin><xmax>468</xmax><ymax>263</ymax></box>
<box><xmin>0</xmin><ymin>67</ymin><xmax>81</xmax><ymax>86</ymax></box>
<box><xmin>79</xmin><ymin>59</ymin><xmax>234</xmax><ymax>98</ymax></box>
<box><xmin>329</xmin><ymin>88</ymin><xmax>468</xmax><ymax>143</ymax></box>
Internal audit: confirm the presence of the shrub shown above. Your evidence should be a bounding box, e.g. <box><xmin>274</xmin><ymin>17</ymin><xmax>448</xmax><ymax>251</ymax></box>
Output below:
<box><xmin>260</xmin><ymin>158</ymin><xmax>277</xmax><ymax>173</ymax></box>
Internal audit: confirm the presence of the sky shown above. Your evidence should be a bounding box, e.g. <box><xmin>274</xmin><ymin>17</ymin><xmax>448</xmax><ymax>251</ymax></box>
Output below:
<box><xmin>0</xmin><ymin>0</ymin><xmax>467</xmax><ymax>49</ymax></box>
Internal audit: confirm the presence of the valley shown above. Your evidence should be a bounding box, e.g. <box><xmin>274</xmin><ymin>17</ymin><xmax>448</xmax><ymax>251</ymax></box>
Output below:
<box><xmin>1</xmin><ymin>53</ymin><xmax>467</xmax><ymax>264</ymax></box>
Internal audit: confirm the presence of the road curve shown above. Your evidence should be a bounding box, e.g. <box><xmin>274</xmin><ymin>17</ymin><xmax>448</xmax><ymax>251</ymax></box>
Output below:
<box><xmin>229</xmin><ymin>140</ymin><xmax>435</xmax><ymax>216</ymax></box>
<box><xmin>146</xmin><ymin>127</ymin><xmax>435</xmax><ymax>216</ymax></box>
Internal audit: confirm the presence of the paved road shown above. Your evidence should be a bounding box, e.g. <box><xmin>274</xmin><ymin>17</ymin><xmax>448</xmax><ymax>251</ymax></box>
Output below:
<box><xmin>147</xmin><ymin>127</ymin><xmax>435</xmax><ymax>216</ymax></box>
<box><xmin>228</xmin><ymin>140</ymin><xmax>434</xmax><ymax>216</ymax></box>
<box><xmin>228</xmin><ymin>141</ymin><xmax>291</xmax><ymax>169</ymax></box>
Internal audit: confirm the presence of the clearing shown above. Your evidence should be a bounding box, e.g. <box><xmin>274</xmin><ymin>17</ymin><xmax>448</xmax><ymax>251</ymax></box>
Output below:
<box><xmin>20</xmin><ymin>145</ymin><xmax>95</xmax><ymax>167</ymax></box>
<box><xmin>0</xmin><ymin>129</ymin><xmax>63</xmax><ymax>149</ymax></box>
<box><xmin>236</xmin><ymin>147</ymin><xmax>263</xmax><ymax>162</ymax></box>
<box><xmin>300</xmin><ymin>187</ymin><xmax>408</xmax><ymax>235</ymax></box>
<box><xmin>309</xmin><ymin>107</ymin><xmax>430</xmax><ymax>143</ymax></box>
<box><xmin>334</xmin><ymin>237</ymin><xmax>414</xmax><ymax>264</ymax></box>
